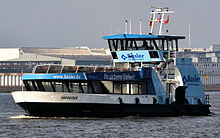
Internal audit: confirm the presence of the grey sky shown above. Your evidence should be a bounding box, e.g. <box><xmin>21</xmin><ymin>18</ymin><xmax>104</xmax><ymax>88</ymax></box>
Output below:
<box><xmin>0</xmin><ymin>0</ymin><xmax>219</xmax><ymax>49</ymax></box>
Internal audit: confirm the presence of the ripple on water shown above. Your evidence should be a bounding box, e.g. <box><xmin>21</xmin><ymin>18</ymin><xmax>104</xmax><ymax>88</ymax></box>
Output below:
<box><xmin>0</xmin><ymin>92</ymin><xmax>219</xmax><ymax>137</ymax></box>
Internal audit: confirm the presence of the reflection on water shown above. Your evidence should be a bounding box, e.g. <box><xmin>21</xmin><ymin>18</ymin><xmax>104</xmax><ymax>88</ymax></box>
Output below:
<box><xmin>0</xmin><ymin>92</ymin><xmax>219</xmax><ymax>137</ymax></box>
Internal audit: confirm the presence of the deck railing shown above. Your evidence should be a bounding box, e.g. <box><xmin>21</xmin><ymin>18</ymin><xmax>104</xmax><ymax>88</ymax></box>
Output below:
<box><xmin>33</xmin><ymin>64</ymin><xmax>138</xmax><ymax>74</ymax></box>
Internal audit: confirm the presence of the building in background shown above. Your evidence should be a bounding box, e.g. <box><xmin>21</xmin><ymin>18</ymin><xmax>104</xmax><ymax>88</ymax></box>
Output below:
<box><xmin>0</xmin><ymin>45</ymin><xmax>220</xmax><ymax>91</ymax></box>
<box><xmin>178</xmin><ymin>44</ymin><xmax>220</xmax><ymax>86</ymax></box>
<box><xmin>0</xmin><ymin>47</ymin><xmax>110</xmax><ymax>90</ymax></box>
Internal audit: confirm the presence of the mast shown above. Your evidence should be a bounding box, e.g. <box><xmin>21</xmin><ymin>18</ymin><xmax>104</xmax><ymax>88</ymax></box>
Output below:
<box><xmin>140</xmin><ymin>19</ymin><xmax>142</xmax><ymax>35</ymax></box>
<box><xmin>125</xmin><ymin>20</ymin><xmax>128</xmax><ymax>34</ymax></box>
<box><xmin>189</xmin><ymin>22</ymin><xmax>192</xmax><ymax>48</ymax></box>
<box><xmin>150</xmin><ymin>6</ymin><xmax>174</xmax><ymax>35</ymax></box>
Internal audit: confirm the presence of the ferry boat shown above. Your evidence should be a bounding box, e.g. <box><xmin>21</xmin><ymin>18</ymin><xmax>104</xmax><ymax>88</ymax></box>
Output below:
<box><xmin>11</xmin><ymin>7</ymin><xmax>211</xmax><ymax>117</ymax></box>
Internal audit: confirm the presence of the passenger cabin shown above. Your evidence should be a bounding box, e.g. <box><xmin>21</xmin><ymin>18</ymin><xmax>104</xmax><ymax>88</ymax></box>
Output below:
<box><xmin>22</xmin><ymin>65</ymin><xmax>157</xmax><ymax>96</ymax></box>
<box><xmin>103</xmin><ymin>34</ymin><xmax>185</xmax><ymax>68</ymax></box>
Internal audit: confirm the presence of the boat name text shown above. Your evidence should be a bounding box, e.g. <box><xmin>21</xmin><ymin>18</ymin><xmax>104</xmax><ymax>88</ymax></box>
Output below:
<box><xmin>104</xmin><ymin>73</ymin><xmax>135</xmax><ymax>80</ymax></box>
<box><xmin>61</xmin><ymin>96</ymin><xmax>78</xmax><ymax>100</ymax></box>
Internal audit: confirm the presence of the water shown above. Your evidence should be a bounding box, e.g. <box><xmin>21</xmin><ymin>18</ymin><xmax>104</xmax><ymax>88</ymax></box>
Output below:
<box><xmin>0</xmin><ymin>92</ymin><xmax>219</xmax><ymax>138</ymax></box>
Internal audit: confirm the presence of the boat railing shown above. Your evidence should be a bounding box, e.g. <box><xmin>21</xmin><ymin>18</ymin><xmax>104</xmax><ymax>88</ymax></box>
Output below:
<box><xmin>205</xmin><ymin>95</ymin><xmax>210</xmax><ymax>105</ymax></box>
<box><xmin>33</xmin><ymin>64</ymin><xmax>138</xmax><ymax>74</ymax></box>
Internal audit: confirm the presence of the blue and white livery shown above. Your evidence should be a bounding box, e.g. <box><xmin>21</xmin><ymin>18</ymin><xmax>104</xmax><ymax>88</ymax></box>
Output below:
<box><xmin>11</xmin><ymin>7</ymin><xmax>210</xmax><ymax>117</ymax></box>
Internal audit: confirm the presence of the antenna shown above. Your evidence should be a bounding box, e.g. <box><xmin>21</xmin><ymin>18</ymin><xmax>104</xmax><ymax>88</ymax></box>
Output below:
<box><xmin>189</xmin><ymin>22</ymin><xmax>192</xmax><ymax>48</ymax></box>
<box><xmin>125</xmin><ymin>20</ymin><xmax>128</xmax><ymax>34</ymax></box>
<box><xmin>150</xmin><ymin>6</ymin><xmax>174</xmax><ymax>35</ymax></box>
<box><xmin>110</xmin><ymin>24</ymin><xmax>112</xmax><ymax>35</ymax></box>
<box><xmin>129</xmin><ymin>20</ymin><xmax>132</xmax><ymax>34</ymax></box>
<box><xmin>140</xmin><ymin>19</ymin><xmax>142</xmax><ymax>34</ymax></box>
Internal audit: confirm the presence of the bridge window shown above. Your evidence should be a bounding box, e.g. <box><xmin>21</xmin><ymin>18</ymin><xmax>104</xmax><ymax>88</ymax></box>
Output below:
<box><xmin>149</xmin><ymin>51</ymin><xmax>159</xmax><ymax>58</ymax></box>
<box><xmin>164</xmin><ymin>39</ymin><xmax>178</xmax><ymax>51</ymax></box>
<box><xmin>111</xmin><ymin>52</ymin><xmax>118</xmax><ymax>59</ymax></box>
<box><xmin>108</xmin><ymin>39</ymin><xmax>171</xmax><ymax>51</ymax></box>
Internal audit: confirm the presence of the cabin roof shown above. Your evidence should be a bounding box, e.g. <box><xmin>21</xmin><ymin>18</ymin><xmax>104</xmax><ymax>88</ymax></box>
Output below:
<box><xmin>103</xmin><ymin>34</ymin><xmax>185</xmax><ymax>40</ymax></box>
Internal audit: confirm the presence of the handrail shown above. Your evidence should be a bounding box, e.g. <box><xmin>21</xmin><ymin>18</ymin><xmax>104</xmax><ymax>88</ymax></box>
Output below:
<box><xmin>205</xmin><ymin>95</ymin><xmax>210</xmax><ymax>105</ymax></box>
<box><xmin>33</xmin><ymin>64</ymin><xmax>139</xmax><ymax>74</ymax></box>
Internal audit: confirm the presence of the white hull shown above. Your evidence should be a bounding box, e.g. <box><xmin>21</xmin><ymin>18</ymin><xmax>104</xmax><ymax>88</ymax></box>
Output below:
<box><xmin>12</xmin><ymin>91</ymin><xmax>156</xmax><ymax>104</ymax></box>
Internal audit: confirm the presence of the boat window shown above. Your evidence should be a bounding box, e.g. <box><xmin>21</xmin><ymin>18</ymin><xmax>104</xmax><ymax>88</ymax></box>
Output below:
<box><xmin>135</xmin><ymin>39</ymin><xmax>161</xmax><ymax>50</ymax></box>
<box><xmin>126</xmin><ymin>40</ymin><xmax>132</xmax><ymax>50</ymax></box>
<box><xmin>109</xmin><ymin>39</ymin><xmax>166</xmax><ymax>51</ymax></box>
<box><xmin>161</xmin><ymin>39</ymin><xmax>165</xmax><ymax>50</ymax></box>
<box><xmin>90</xmin><ymin>81</ymin><xmax>110</xmax><ymax>94</ymax></box>
<box><xmin>164</xmin><ymin>39</ymin><xmax>169</xmax><ymax>50</ymax></box>
<box><xmin>53</xmin><ymin>82</ymin><xmax>64</xmax><ymax>92</ymax></box>
<box><xmin>48</xmin><ymin>65</ymin><xmax>62</xmax><ymax>73</ymax></box>
<box><xmin>23</xmin><ymin>81</ymin><xmax>32</xmax><ymax>91</ymax></box>
<box><xmin>101</xmin><ymin>81</ymin><xmax>113</xmax><ymax>93</ymax></box>
<box><xmin>112</xmin><ymin>81</ymin><xmax>149</xmax><ymax>95</ymax></box>
<box><xmin>108</xmin><ymin>40</ymin><xmax>116</xmax><ymax>51</ymax></box>
<box><xmin>139</xmin><ymin>81</ymin><xmax>147</xmax><ymax>94</ymax></box>
<box><xmin>150</xmin><ymin>40</ymin><xmax>159</xmax><ymax>50</ymax></box>
<box><xmin>135</xmin><ymin>40</ymin><xmax>144</xmax><ymax>49</ymax></box>
<box><xmin>122</xmin><ymin>83</ymin><xmax>129</xmax><ymax>94</ymax></box>
<box><xmin>164</xmin><ymin>39</ymin><xmax>177</xmax><ymax>51</ymax></box>
<box><xmin>152</xmin><ymin>40</ymin><xmax>159</xmax><ymax>50</ymax></box>
<box><xmin>131</xmin><ymin>83</ymin><xmax>139</xmax><ymax>94</ymax></box>
<box><xmin>35</xmin><ymin>65</ymin><xmax>49</xmax><ymax>73</ymax></box>
<box><xmin>120</xmin><ymin>40</ymin><xmax>125</xmax><ymax>50</ymax></box>
<box><xmin>42</xmin><ymin>82</ymin><xmax>54</xmax><ymax>92</ymax></box>
<box><xmin>36</xmin><ymin>81</ymin><xmax>45</xmax><ymax>91</ymax></box>
<box><xmin>62</xmin><ymin>66</ymin><xmax>78</xmax><ymax>73</ymax></box>
<box><xmin>78</xmin><ymin>82</ymin><xmax>86</xmax><ymax>93</ymax></box>
<box><xmin>32</xmin><ymin>81</ymin><xmax>38</xmax><ymax>91</ymax></box>
<box><xmin>116</xmin><ymin>40</ymin><xmax>122</xmax><ymax>51</ymax></box>
<box><xmin>149</xmin><ymin>51</ymin><xmax>159</xmax><ymax>58</ymax></box>
<box><xmin>105</xmin><ymin>67</ymin><xmax>114</xmax><ymax>72</ymax></box>
<box><xmin>111</xmin><ymin>52</ymin><xmax>118</xmax><ymax>59</ymax></box>
<box><xmin>23</xmin><ymin>80</ymin><xmax>152</xmax><ymax>95</ymax></box>
<box><xmin>78</xmin><ymin>66</ymin><xmax>96</xmax><ymax>73</ymax></box>
<box><xmin>126</xmin><ymin>40</ymin><xmax>138</xmax><ymax>50</ymax></box>
<box><xmin>113</xmin><ymin>82</ymin><xmax>122</xmax><ymax>94</ymax></box>
<box><xmin>163</xmin><ymin>52</ymin><xmax>168</xmax><ymax>58</ymax></box>
<box><xmin>95</xmin><ymin>67</ymin><xmax>105</xmax><ymax>72</ymax></box>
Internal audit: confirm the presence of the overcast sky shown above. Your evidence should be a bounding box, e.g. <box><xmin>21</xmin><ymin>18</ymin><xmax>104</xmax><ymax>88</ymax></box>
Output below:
<box><xmin>0</xmin><ymin>0</ymin><xmax>219</xmax><ymax>49</ymax></box>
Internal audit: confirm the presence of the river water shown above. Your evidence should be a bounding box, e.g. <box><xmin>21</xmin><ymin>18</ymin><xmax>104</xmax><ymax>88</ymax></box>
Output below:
<box><xmin>0</xmin><ymin>92</ymin><xmax>219</xmax><ymax>137</ymax></box>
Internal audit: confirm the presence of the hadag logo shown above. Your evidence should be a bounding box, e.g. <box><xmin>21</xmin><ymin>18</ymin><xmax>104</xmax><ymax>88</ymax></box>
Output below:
<box><xmin>121</xmin><ymin>53</ymin><xmax>144</xmax><ymax>60</ymax></box>
<box><xmin>183</xmin><ymin>75</ymin><xmax>200</xmax><ymax>85</ymax></box>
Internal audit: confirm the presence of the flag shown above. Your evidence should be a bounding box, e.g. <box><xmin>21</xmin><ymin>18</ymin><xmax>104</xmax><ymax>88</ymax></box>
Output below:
<box><xmin>21</xmin><ymin>71</ymin><xmax>23</xmax><ymax>77</ymax></box>
<box><xmin>21</xmin><ymin>70</ymin><xmax>23</xmax><ymax>80</ymax></box>
<box><xmin>165</xmin><ymin>15</ymin><xmax>169</xmax><ymax>24</ymax></box>
<box><xmin>150</xmin><ymin>20</ymin><xmax>153</xmax><ymax>28</ymax></box>
<box><xmin>158</xmin><ymin>15</ymin><xmax>161</xmax><ymax>23</ymax></box>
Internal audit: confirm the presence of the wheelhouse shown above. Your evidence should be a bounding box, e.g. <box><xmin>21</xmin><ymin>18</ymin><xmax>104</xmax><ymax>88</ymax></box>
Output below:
<box><xmin>103</xmin><ymin>34</ymin><xmax>185</xmax><ymax>68</ymax></box>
